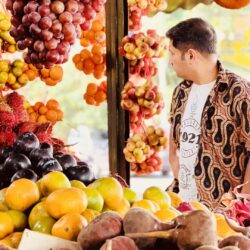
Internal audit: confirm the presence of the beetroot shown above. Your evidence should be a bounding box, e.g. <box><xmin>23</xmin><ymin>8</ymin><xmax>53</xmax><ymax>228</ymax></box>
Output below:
<box><xmin>100</xmin><ymin>236</ymin><xmax>138</xmax><ymax>250</ymax></box>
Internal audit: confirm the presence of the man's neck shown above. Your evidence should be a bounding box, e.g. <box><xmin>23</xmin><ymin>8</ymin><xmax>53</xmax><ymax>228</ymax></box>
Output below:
<box><xmin>190</xmin><ymin>58</ymin><xmax>218</xmax><ymax>85</ymax></box>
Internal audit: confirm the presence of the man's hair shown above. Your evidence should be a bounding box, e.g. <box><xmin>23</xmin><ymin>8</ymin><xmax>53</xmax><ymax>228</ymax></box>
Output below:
<box><xmin>166</xmin><ymin>18</ymin><xmax>217</xmax><ymax>54</ymax></box>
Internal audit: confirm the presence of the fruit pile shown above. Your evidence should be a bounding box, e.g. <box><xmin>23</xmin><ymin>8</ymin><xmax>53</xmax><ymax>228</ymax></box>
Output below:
<box><xmin>121</xmin><ymin>80</ymin><xmax>164</xmax><ymax>125</ymax></box>
<box><xmin>6</xmin><ymin>0</ymin><xmax>106</xmax><ymax>68</ymax></box>
<box><xmin>123</xmin><ymin>127</ymin><xmax>167</xmax><ymax>174</ymax></box>
<box><xmin>73</xmin><ymin>45</ymin><xmax>106</xmax><ymax>79</ymax></box>
<box><xmin>0</xmin><ymin>12</ymin><xmax>17</xmax><ymax>54</ymax></box>
<box><xmin>128</xmin><ymin>0</ymin><xmax>167</xmax><ymax>31</ymax></box>
<box><xmin>83</xmin><ymin>81</ymin><xmax>107</xmax><ymax>106</ymax></box>
<box><xmin>80</xmin><ymin>17</ymin><xmax>105</xmax><ymax>47</ymax></box>
<box><xmin>40</xmin><ymin>64</ymin><xmax>63</xmax><ymax>86</ymax></box>
<box><xmin>0</xmin><ymin>132</ymin><xmax>95</xmax><ymax>189</ymax></box>
<box><xmin>27</xmin><ymin>99</ymin><xmax>64</xmax><ymax>123</ymax></box>
<box><xmin>0</xmin><ymin>59</ymin><xmax>32</xmax><ymax>90</ymax></box>
<box><xmin>119</xmin><ymin>30</ymin><xmax>166</xmax><ymax>79</ymax></box>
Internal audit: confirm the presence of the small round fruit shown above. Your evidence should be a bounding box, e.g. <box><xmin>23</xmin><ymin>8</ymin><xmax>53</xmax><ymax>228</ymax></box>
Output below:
<box><xmin>33</xmin><ymin>217</ymin><xmax>56</xmax><ymax>234</ymax></box>
<box><xmin>83</xmin><ymin>187</ymin><xmax>104</xmax><ymax>212</ymax></box>
<box><xmin>0</xmin><ymin>212</ymin><xmax>14</xmax><ymax>239</ymax></box>
<box><xmin>6</xmin><ymin>210</ymin><xmax>27</xmax><ymax>231</ymax></box>
<box><xmin>70</xmin><ymin>180</ymin><xmax>86</xmax><ymax>190</ymax></box>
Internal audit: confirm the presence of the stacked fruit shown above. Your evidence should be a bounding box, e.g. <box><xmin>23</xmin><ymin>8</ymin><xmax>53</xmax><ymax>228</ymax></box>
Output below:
<box><xmin>128</xmin><ymin>0</ymin><xmax>167</xmax><ymax>31</ymax></box>
<box><xmin>0</xmin><ymin>59</ymin><xmax>32</xmax><ymax>90</ymax></box>
<box><xmin>0</xmin><ymin>12</ymin><xmax>17</xmax><ymax>54</ymax></box>
<box><xmin>0</xmin><ymin>132</ymin><xmax>95</xmax><ymax>189</ymax></box>
<box><xmin>80</xmin><ymin>17</ymin><xmax>105</xmax><ymax>47</ymax></box>
<box><xmin>73</xmin><ymin>45</ymin><xmax>106</xmax><ymax>79</ymax></box>
<box><xmin>119</xmin><ymin>30</ymin><xmax>166</xmax><ymax>79</ymax></box>
<box><xmin>27</xmin><ymin>99</ymin><xmax>64</xmax><ymax>123</ymax></box>
<box><xmin>6</xmin><ymin>0</ymin><xmax>106</xmax><ymax>68</ymax></box>
<box><xmin>40</xmin><ymin>64</ymin><xmax>63</xmax><ymax>86</ymax></box>
<box><xmin>25</xmin><ymin>64</ymin><xmax>40</xmax><ymax>81</ymax></box>
<box><xmin>121</xmin><ymin>79</ymin><xmax>164</xmax><ymax>122</ymax></box>
<box><xmin>83</xmin><ymin>81</ymin><xmax>107</xmax><ymax>106</ymax></box>
<box><xmin>123</xmin><ymin>126</ymin><xmax>167</xmax><ymax>175</ymax></box>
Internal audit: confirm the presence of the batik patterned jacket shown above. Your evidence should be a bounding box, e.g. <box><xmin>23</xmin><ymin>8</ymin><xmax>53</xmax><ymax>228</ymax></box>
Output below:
<box><xmin>169</xmin><ymin>61</ymin><xmax>250</xmax><ymax>209</ymax></box>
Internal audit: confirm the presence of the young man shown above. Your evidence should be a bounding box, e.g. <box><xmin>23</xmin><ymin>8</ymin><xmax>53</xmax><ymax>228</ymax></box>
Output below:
<box><xmin>166</xmin><ymin>18</ymin><xmax>250</xmax><ymax>209</ymax></box>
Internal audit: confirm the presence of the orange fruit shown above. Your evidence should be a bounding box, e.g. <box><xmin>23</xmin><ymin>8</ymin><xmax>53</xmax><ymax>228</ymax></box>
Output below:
<box><xmin>154</xmin><ymin>208</ymin><xmax>179</xmax><ymax>222</ymax></box>
<box><xmin>73</xmin><ymin>54</ymin><xmax>81</xmax><ymax>64</ymax></box>
<box><xmin>25</xmin><ymin>69</ymin><xmax>37</xmax><ymax>81</ymax></box>
<box><xmin>33</xmin><ymin>217</ymin><xmax>56</xmax><ymax>234</ymax></box>
<box><xmin>70</xmin><ymin>180</ymin><xmax>86</xmax><ymax>190</ymax></box>
<box><xmin>86</xmin><ymin>83</ymin><xmax>98</xmax><ymax>95</ymax></box>
<box><xmin>45</xmin><ymin>187</ymin><xmax>88</xmax><ymax>219</ymax></box>
<box><xmin>27</xmin><ymin>107</ymin><xmax>34</xmax><ymax>114</ymax></box>
<box><xmin>82</xmin><ymin>187</ymin><xmax>104</xmax><ymax>212</ymax></box>
<box><xmin>5</xmin><ymin>179</ymin><xmax>40</xmax><ymax>212</ymax></box>
<box><xmin>28</xmin><ymin>64</ymin><xmax>37</xmax><ymax>71</ymax></box>
<box><xmin>84</xmin><ymin>95</ymin><xmax>96</xmax><ymax>105</ymax></box>
<box><xmin>80</xmin><ymin>49</ymin><xmax>91</xmax><ymax>60</ymax></box>
<box><xmin>0</xmin><ymin>212</ymin><xmax>14</xmax><ymax>239</ymax></box>
<box><xmin>0</xmin><ymin>232</ymin><xmax>22</xmax><ymax>248</ymax></box>
<box><xmin>83</xmin><ymin>58</ymin><xmax>94</xmax><ymax>71</ymax></box>
<box><xmin>83</xmin><ymin>67</ymin><xmax>94</xmax><ymax>75</ymax></box>
<box><xmin>92</xmin><ymin>20</ymin><xmax>103</xmax><ymax>31</ymax></box>
<box><xmin>50</xmin><ymin>65</ymin><xmax>63</xmax><ymax>81</ymax></box>
<box><xmin>55</xmin><ymin>109</ymin><xmax>64</xmax><ymax>121</ymax></box>
<box><xmin>132</xmin><ymin>199</ymin><xmax>160</xmax><ymax>213</ymax></box>
<box><xmin>94</xmin><ymin>31</ymin><xmax>106</xmax><ymax>43</ymax></box>
<box><xmin>18</xmin><ymin>74</ymin><xmax>29</xmax><ymax>85</ymax></box>
<box><xmin>100</xmin><ymin>81</ymin><xmax>107</xmax><ymax>92</ymax></box>
<box><xmin>93</xmin><ymin>69</ymin><xmax>104</xmax><ymax>79</ymax></box>
<box><xmin>95</xmin><ymin>63</ymin><xmax>106</xmax><ymax>73</ymax></box>
<box><xmin>6</xmin><ymin>210</ymin><xmax>27</xmax><ymax>231</ymax></box>
<box><xmin>37</xmin><ymin>115</ymin><xmax>47</xmax><ymax>123</ymax></box>
<box><xmin>34</xmin><ymin>102</ymin><xmax>43</xmax><ymax>111</ymax></box>
<box><xmin>85</xmin><ymin>30</ymin><xmax>95</xmax><ymax>41</ymax></box>
<box><xmin>80</xmin><ymin>38</ymin><xmax>90</xmax><ymax>47</ymax></box>
<box><xmin>40</xmin><ymin>68</ymin><xmax>50</xmax><ymax>78</ymax></box>
<box><xmin>88</xmin><ymin>177</ymin><xmax>123</xmax><ymax>210</ymax></box>
<box><xmin>113</xmin><ymin>198</ymin><xmax>130</xmax><ymax>218</ymax></box>
<box><xmin>214</xmin><ymin>0</ymin><xmax>250</xmax><ymax>9</ymax></box>
<box><xmin>166</xmin><ymin>191</ymin><xmax>183</xmax><ymax>208</ymax></box>
<box><xmin>216</xmin><ymin>217</ymin><xmax>238</xmax><ymax>238</ymax></box>
<box><xmin>28</xmin><ymin>201</ymin><xmax>50</xmax><ymax>229</ymax></box>
<box><xmin>51</xmin><ymin>213</ymin><xmax>87</xmax><ymax>240</ymax></box>
<box><xmin>123</xmin><ymin>188</ymin><xmax>138</xmax><ymax>204</ymax></box>
<box><xmin>91</xmin><ymin>54</ymin><xmax>103</xmax><ymax>65</ymax></box>
<box><xmin>40</xmin><ymin>172</ymin><xmax>71</xmax><ymax>196</ymax></box>
<box><xmin>45</xmin><ymin>77</ymin><xmax>58</xmax><ymax>86</ymax></box>
<box><xmin>46</xmin><ymin>110</ymin><xmax>58</xmax><ymax>122</ymax></box>
<box><xmin>94</xmin><ymin>91</ymin><xmax>106</xmax><ymax>103</ymax></box>
<box><xmin>38</xmin><ymin>105</ymin><xmax>48</xmax><ymax>115</ymax></box>
<box><xmin>75</xmin><ymin>61</ymin><xmax>84</xmax><ymax>71</ymax></box>
<box><xmin>91</xmin><ymin>44</ymin><xmax>103</xmax><ymax>55</ymax></box>
<box><xmin>46</xmin><ymin>99</ymin><xmax>59</xmax><ymax>110</ymax></box>
<box><xmin>29</xmin><ymin>112</ymin><xmax>38</xmax><ymax>122</ymax></box>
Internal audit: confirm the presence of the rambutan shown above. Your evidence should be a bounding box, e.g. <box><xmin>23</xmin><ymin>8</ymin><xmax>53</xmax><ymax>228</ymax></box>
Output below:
<box><xmin>0</xmin><ymin>131</ymin><xmax>16</xmax><ymax>147</ymax></box>
<box><xmin>16</xmin><ymin>122</ymin><xmax>39</xmax><ymax>135</ymax></box>
<box><xmin>0</xmin><ymin>112</ymin><xmax>15</xmax><ymax>127</ymax></box>
<box><xmin>36</xmin><ymin>132</ymin><xmax>52</xmax><ymax>144</ymax></box>
<box><xmin>6</xmin><ymin>92</ymin><xmax>24</xmax><ymax>110</ymax></box>
<box><xmin>0</xmin><ymin>102</ymin><xmax>12</xmax><ymax>113</ymax></box>
<box><xmin>13</xmin><ymin>109</ymin><xmax>29</xmax><ymax>126</ymax></box>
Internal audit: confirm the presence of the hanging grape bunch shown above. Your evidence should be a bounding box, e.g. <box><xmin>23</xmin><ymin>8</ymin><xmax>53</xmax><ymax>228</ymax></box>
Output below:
<box><xmin>6</xmin><ymin>0</ymin><xmax>106</xmax><ymax>69</ymax></box>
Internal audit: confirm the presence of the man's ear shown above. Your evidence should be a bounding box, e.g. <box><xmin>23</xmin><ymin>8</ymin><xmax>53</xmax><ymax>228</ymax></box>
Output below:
<box><xmin>186</xmin><ymin>49</ymin><xmax>196</xmax><ymax>62</ymax></box>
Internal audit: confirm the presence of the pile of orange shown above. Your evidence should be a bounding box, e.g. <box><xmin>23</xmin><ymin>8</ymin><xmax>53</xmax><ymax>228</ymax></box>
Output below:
<box><xmin>27</xmin><ymin>99</ymin><xmax>64</xmax><ymax>123</ymax></box>
<box><xmin>24</xmin><ymin>64</ymin><xmax>39</xmax><ymax>82</ymax></box>
<box><xmin>40</xmin><ymin>65</ymin><xmax>63</xmax><ymax>86</ymax></box>
<box><xmin>73</xmin><ymin>45</ymin><xmax>106</xmax><ymax>79</ymax></box>
<box><xmin>80</xmin><ymin>18</ymin><xmax>106</xmax><ymax>47</ymax></box>
<box><xmin>83</xmin><ymin>81</ymin><xmax>107</xmax><ymax>106</ymax></box>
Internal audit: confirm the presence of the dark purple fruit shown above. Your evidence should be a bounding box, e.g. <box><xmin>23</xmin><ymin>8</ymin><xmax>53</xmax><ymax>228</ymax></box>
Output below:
<box><xmin>53</xmin><ymin>152</ymin><xmax>64</xmax><ymax>158</ymax></box>
<box><xmin>13</xmin><ymin>132</ymin><xmax>40</xmax><ymax>155</ymax></box>
<box><xmin>64</xmin><ymin>165</ymin><xmax>95</xmax><ymax>185</ymax></box>
<box><xmin>77</xmin><ymin>161</ymin><xmax>89</xmax><ymax>167</ymax></box>
<box><xmin>0</xmin><ymin>172</ymin><xmax>10</xmax><ymax>189</ymax></box>
<box><xmin>29</xmin><ymin>148</ymin><xmax>53</xmax><ymax>167</ymax></box>
<box><xmin>0</xmin><ymin>147</ymin><xmax>12</xmax><ymax>164</ymax></box>
<box><xmin>36</xmin><ymin>158</ymin><xmax>62</xmax><ymax>176</ymax></box>
<box><xmin>11</xmin><ymin>169</ymin><xmax>38</xmax><ymax>183</ymax></box>
<box><xmin>54</xmin><ymin>154</ymin><xmax>77</xmax><ymax>170</ymax></box>
<box><xmin>40</xmin><ymin>143</ymin><xmax>53</xmax><ymax>154</ymax></box>
<box><xmin>3</xmin><ymin>153</ymin><xmax>31</xmax><ymax>178</ymax></box>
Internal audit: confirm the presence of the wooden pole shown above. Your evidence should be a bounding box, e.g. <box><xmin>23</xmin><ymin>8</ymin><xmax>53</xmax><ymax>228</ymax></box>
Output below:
<box><xmin>105</xmin><ymin>0</ymin><xmax>130</xmax><ymax>184</ymax></box>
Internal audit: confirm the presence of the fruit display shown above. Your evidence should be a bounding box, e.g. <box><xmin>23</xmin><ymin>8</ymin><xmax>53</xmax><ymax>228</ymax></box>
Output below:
<box><xmin>0</xmin><ymin>12</ymin><xmax>17</xmax><ymax>55</ymax></box>
<box><xmin>128</xmin><ymin>0</ymin><xmax>167</xmax><ymax>31</ymax></box>
<box><xmin>83</xmin><ymin>81</ymin><xmax>107</xmax><ymax>106</ymax></box>
<box><xmin>39</xmin><ymin>64</ymin><xmax>63</xmax><ymax>86</ymax></box>
<box><xmin>27</xmin><ymin>98</ymin><xmax>64</xmax><ymax>123</ymax></box>
<box><xmin>6</xmin><ymin>0</ymin><xmax>107</xmax><ymax>68</ymax></box>
<box><xmin>214</xmin><ymin>0</ymin><xmax>250</xmax><ymax>9</ymax></box>
<box><xmin>73</xmin><ymin>45</ymin><xmax>106</xmax><ymax>79</ymax></box>
<box><xmin>0</xmin><ymin>59</ymin><xmax>33</xmax><ymax>90</ymax></box>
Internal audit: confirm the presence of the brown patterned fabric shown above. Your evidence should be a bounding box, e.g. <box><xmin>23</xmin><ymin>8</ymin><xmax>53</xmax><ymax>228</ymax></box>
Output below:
<box><xmin>169</xmin><ymin>61</ymin><xmax>250</xmax><ymax>210</ymax></box>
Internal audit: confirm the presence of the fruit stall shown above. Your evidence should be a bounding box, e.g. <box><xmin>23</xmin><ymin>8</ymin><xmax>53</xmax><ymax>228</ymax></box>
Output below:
<box><xmin>0</xmin><ymin>0</ymin><xmax>250</xmax><ymax>249</ymax></box>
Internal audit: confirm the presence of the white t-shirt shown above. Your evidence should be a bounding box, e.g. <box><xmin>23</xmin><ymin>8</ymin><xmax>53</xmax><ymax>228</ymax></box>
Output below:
<box><xmin>178</xmin><ymin>80</ymin><xmax>215</xmax><ymax>201</ymax></box>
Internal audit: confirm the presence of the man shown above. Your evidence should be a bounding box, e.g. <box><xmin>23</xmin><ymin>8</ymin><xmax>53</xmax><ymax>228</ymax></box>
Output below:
<box><xmin>166</xmin><ymin>18</ymin><xmax>250</xmax><ymax>209</ymax></box>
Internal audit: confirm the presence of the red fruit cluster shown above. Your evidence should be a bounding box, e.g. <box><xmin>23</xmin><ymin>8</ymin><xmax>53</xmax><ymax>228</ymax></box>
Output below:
<box><xmin>6</xmin><ymin>0</ymin><xmax>106</xmax><ymax>68</ymax></box>
<box><xmin>128</xmin><ymin>0</ymin><xmax>167</xmax><ymax>31</ymax></box>
<box><xmin>121</xmin><ymin>80</ymin><xmax>164</xmax><ymax>128</ymax></box>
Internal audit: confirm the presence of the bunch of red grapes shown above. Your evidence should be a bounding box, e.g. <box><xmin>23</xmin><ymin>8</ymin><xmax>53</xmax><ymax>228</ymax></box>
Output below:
<box><xmin>6</xmin><ymin>0</ymin><xmax>106</xmax><ymax>68</ymax></box>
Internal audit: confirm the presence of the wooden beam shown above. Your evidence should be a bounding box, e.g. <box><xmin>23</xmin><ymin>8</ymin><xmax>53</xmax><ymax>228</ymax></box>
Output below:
<box><xmin>105</xmin><ymin>0</ymin><xmax>130</xmax><ymax>184</ymax></box>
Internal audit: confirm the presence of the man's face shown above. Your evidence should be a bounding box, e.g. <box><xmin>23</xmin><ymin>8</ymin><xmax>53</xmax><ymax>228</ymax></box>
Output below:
<box><xmin>168</xmin><ymin>40</ymin><xmax>190</xmax><ymax>79</ymax></box>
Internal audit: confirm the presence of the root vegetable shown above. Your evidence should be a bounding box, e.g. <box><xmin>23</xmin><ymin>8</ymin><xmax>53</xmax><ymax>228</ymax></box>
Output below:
<box><xmin>123</xmin><ymin>208</ymin><xmax>175</xmax><ymax>249</ymax></box>
<box><xmin>100</xmin><ymin>236</ymin><xmax>138</xmax><ymax>250</ymax></box>
<box><xmin>126</xmin><ymin>209</ymin><xmax>218</xmax><ymax>250</ymax></box>
<box><xmin>195</xmin><ymin>246</ymin><xmax>220</xmax><ymax>250</ymax></box>
<box><xmin>77</xmin><ymin>212</ymin><xmax>123</xmax><ymax>250</ymax></box>
<box><xmin>221</xmin><ymin>247</ymin><xmax>240</xmax><ymax>250</ymax></box>
<box><xmin>218</xmin><ymin>235</ymin><xmax>250</xmax><ymax>250</ymax></box>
